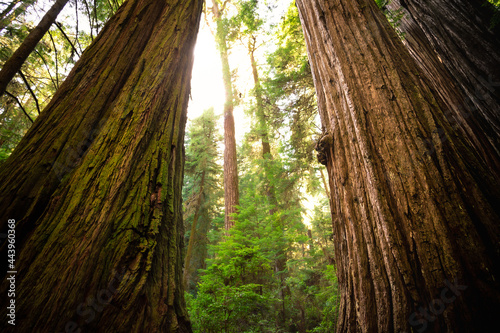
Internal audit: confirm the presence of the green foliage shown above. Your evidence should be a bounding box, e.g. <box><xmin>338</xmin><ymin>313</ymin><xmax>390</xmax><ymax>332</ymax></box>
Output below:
<box><xmin>309</xmin><ymin>265</ymin><xmax>340</xmax><ymax>332</ymax></box>
<box><xmin>0</xmin><ymin>0</ymin><xmax>123</xmax><ymax>162</ymax></box>
<box><xmin>187</xmin><ymin>120</ymin><xmax>338</xmax><ymax>332</ymax></box>
<box><xmin>187</xmin><ymin>218</ymin><xmax>280</xmax><ymax>332</ymax></box>
<box><xmin>183</xmin><ymin>108</ymin><xmax>224</xmax><ymax>291</ymax></box>
<box><xmin>374</xmin><ymin>0</ymin><xmax>406</xmax><ymax>40</ymax></box>
<box><xmin>374</xmin><ymin>0</ymin><xmax>389</xmax><ymax>8</ymax></box>
<box><xmin>229</xmin><ymin>0</ymin><xmax>263</xmax><ymax>39</ymax></box>
<box><xmin>184</xmin><ymin>107</ymin><xmax>222</xmax><ymax>181</ymax></box>
<box><xmin>488</xmin><ymin>0</ymin><xmax>500</xmax><ymax>28</ymax></box>
<box><xmin>263</xmin><ymin>2</ymin><xmax>318</xmax><ymax>171</ymax></box>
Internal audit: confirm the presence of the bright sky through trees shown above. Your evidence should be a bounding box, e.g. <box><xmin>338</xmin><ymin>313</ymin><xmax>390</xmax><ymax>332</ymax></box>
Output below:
<box><xmin>188</xmin><ymin>23</ymin><xmax>225</xmax><ymax>121</ymax></box>
<box><xmin>2</xmin><ymin>1</ymin><xmax>500</xmax><ymax>331</ymax></box>
<box><xmin>188</xmin><ymin>2</ymin><xmax>291</xmax><ymax>142</ymax></box>
<box><xmin>189</xmin><ymin>18</ymin><xmax>252</xmax><ymax>143</ymax></box>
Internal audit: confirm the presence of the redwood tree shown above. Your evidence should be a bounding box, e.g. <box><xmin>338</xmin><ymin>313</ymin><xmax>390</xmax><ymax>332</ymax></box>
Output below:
<box><xmin>385</xmin><ymin>0</ymin><xmax>500</xmax><ymax>172</ymax></box>
<box><xmin>210</xmin><ymin>0</ymin><xmax>240</xmax><ymax>231</ymax></box>
<box><xmin>296</xmin><ymin>0</ymin><xmax>500</xmax><ymax>332</ymax></box>
<box><xmin>0</xmin><ymin>0</ymin><xmax>202</xmax><ymax>331</ymax></box>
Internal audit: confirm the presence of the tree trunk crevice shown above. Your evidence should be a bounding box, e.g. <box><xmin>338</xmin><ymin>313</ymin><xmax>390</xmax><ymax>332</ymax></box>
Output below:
<box><xmin>0</xmin><ymin>0</ymin><xmax>203</xmax><ymax>331</ymax></box>
<box><xmin>297</xmin><ymin>0</ymin><xmax>500</xmax><ymax>331</ymax></box>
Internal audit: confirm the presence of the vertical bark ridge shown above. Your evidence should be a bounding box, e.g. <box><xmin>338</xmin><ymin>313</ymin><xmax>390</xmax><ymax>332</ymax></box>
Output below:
<box><xmin>386</xmin><ymin>0</ymin><xmax>500</xmax><ymax>171</ymax></box>
<box><xmin>0</xmin><ymin>0</ymin><xmax>203</xmax><ymax>331</ymax></box>
<box><xmin>297</xmin><ymin>0</ymin><xmax>500</xmax><ymax>331</ymax></box>
<box><xmin>211</xmin><ymin>0</ymin><xmax>240</xmax><ymax>231</ymax></box>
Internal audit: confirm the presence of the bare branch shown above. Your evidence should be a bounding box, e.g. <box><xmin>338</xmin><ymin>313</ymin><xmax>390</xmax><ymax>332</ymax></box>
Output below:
<box><xmin>82</xmin><ymin>0</ymin><xmax>94</xmax><ymax>39</ymax></box>
<box><xmin>34</xmin><ymin>48</ymin><xmax>58</xmax><ymax>90</ymax></box>
<box><xmin>221</xmin><ymin>0</ymin><xmax>230</xmax><ymax>12</ymax></box>
<box><xmin>4</xmin><ymin>91</ymin><xmax>34</xmax><ymax>123</ymax></box>
<box><xmin>54</xmin><ymin>21</ymin><xmax>81</xmax><ymax>57</ymax></box>
<box><xmin>18</xmin><ymin>70</ymin><xmax>40</xmax><ymax>115</ymax></box>
<box><xmin>47</xmin><ymin>30</ymin><xmax>60</xmax><ymax>88</ymax></box>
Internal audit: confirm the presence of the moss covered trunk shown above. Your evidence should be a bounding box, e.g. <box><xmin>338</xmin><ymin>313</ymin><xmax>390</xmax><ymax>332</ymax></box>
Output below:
<box><xmin>0</xmin><ymin>0</ymin><xmax>202</xmax><ymax>331</ymax></box>
<box><xmin>296</xmin><ymin>0</ymin><xmax>500</xmax><ymax>332</ymax></box>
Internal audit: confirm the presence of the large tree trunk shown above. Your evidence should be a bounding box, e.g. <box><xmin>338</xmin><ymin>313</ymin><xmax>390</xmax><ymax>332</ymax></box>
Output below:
<box><xmin>0</xmin><ymin>0</ymin><xmax>70</xmax><ymax>97</ymax></box>
<box><xmin>296</xmin><ymin>0</ymin><xmax>500</xmax><ymax>332</ymax></box>
<box><xmin>0</xmin><ymin>0</ymin><xmax>202</xmax><ymax>331</ymax></box>
<box><xmin>211</xmin><ymin>0</ymin><xmax>240</xmax><ymax>231</ymax></box>
<box><xmin>385</xmin><ymin>0</ymin><xmax>500</xmax><ymax>172</ymax></box>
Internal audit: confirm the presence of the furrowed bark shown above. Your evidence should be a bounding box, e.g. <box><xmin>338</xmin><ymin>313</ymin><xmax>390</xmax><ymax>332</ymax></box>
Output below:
<box><xmin>386</xmin><ymin>0</ymin><xmax>500</xmax><ymax>173</ymax></box>
<box><xmin>0</xmin><ymin>0</ymin><xmax>203</xmax><ymax>331</ymax></box>
<box><xmin>296</xmin><ymin>0</ymin><xmax>500</xmax><ymax>332</ymax></box>
<box><xmin>0</xmin><ymin>0</ymin><xmax>70</xmax><ymax>97</ymax></box>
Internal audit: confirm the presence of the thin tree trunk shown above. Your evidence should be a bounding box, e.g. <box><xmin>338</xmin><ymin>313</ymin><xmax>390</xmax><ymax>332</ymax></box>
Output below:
<box><xmin>249</xmin><ymin>37</ymin><xmax>274</xmax><ymax>203</ymax></box>
<box><xmin>0</xmin><ymin>0</ymin><xmax>70</xmax><ymax>97</ymax></box>
<box><xmin>0</xmin><ymin>0</ymin><xmax>202</xmax><ymax>331</ymax></box>
<box><xmin>183</xmin><ymin>171</ymin><xmax>205</xmax><ymax>289</ymax></box>
<box><xmin>211</xmin><ymin>0</ymin><xmax>239</xmax><ymax>231</ymax></box>
<box><xmin>249</xmin><ymin>38</ymin><xmax>271</xmax><ymax>158</ymax></box>
<box><xmin>297</xmin><ymin>0</ymin><xmax>500</xmax><ymax>332</ymax></box>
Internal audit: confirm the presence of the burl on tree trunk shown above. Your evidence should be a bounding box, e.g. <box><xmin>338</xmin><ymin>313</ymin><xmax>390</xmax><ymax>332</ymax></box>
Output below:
<box><xmin>297</xmin><ymin>0</ymin><xmax>500</xmax><ymax>332</ymax></box>
<box><xmin>0</xmin><ymin>0</ymin><xmax>202</xmax><ymax>331</ymax></box>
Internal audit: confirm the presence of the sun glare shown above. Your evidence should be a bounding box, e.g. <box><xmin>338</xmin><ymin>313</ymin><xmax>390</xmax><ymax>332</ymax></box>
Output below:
<box><xmin>188</xmin><ymin>20</ymin><xmax>251</xmax><ymax>142</ymax></box>
<box><xmin>188</xmin><ymin>24</ymin><xmax>225</xmax><ymax>120</ymax></box>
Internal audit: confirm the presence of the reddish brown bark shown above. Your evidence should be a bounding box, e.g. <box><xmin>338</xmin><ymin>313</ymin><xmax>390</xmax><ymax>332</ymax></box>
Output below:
<box><xmin>211</xmin><ymin>0</ymin><xmax>240</xmax><ymax>231</ymax></box>
<box><xmin>297</xmin><ymin>0</ymin><xmax>500</xmax><ymax>332</ymax></box>
<box><xmin>386</xmin><ymin>0</ymin><xmax>500</xmax><ymax>172</ymax></box>
<box><xmin>0</xmin><ymin>0</ymin><xmax>203</xmax><ymax>331</ymax></box>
